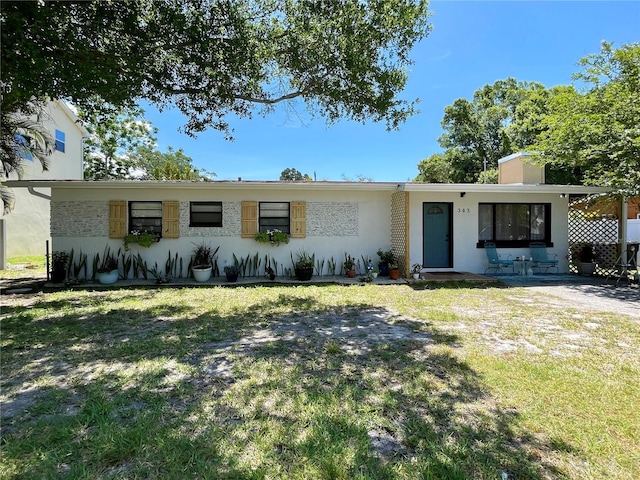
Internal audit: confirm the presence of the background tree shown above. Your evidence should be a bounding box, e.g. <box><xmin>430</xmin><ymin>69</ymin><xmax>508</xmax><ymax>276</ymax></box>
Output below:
<box><xmin>436</xmin><ymin>78</ymin><xmax>548</xmax><ymax>183</ymax></box>
<box><xmin>414</xmin><ymin>152</ymin><xmax>453</xmax><ymax>183</ymax></box>
<box><xmin>129</xmin><ymin>146</ymin><xmax>215</xmax><ymax>181</ymax></box>
<box><xmin>279</xmin><ymin>168</ymin><xmax>312</xmax><ymax>181</ymax></box>
<box><xmin>1</xmin><ymin>0</ymin><xmax>432</xmax><ymax>141</ymax></box>
<box><xmin>532</xmin><ymin>42</ymin><xmax>640</xmax><ymax>194</ymax></box>
<box><xmin>82</xmin><ymin>105</ymin><xmax>157</xmax><ymax>180</ymax></box>
<box><xmin>422</xmin><ymin>77</ymin><xmax>585</xmax><ymax>184</ymax></box>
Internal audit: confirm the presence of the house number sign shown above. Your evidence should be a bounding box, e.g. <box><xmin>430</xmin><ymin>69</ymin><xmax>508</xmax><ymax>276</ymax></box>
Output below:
<box><xmin>457</xmin><ymin>208</ymin><xmax>471</xmax><ymax>213</ymax></box>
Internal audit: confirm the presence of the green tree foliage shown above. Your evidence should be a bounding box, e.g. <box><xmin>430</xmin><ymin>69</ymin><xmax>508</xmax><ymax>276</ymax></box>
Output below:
<box><xmin>414</xmin><ymin>152</ymin><xmax>453</xmax><ymax>183</ymax></box>
<box><xmin>82</xmin><ymin>105</ymin><xmax>157</xmax><ymax>180</ymax></box>
<box><xmin>129</xmin><ymin>146</ymin><xmax>215</xmax><ymax>181</ymax></box>
<box><xmin>0</xmin><ymin>99</ymin><xmax>54</xmax><ymax>213</ymax></box>
<box><xmin>423</xmin><ymin>77</ymin><xmax>584</xmax><ymax>184</ymax></box>
<box><xmin>1</xmin><ymin>0</ymin><xmax>432</xmax><ymax>140</ymax></box>
<box><xmin>279</xmin><ymin>168</ymin><xmax>310</xmax><ymax>181</ymax></box>
<box><xmin>532</xmin><ymin>42</ymin><xmax>640</xmax><ymax>194</ymax></box>
<box><xmin>436</xmin><ymin>78</ymin><xmax>550</xmax><ymax>183</ymax></box>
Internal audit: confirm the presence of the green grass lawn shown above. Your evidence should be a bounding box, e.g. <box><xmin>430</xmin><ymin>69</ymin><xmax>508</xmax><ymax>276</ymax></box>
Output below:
<box><xmin>0</xmin><ymin>255</ymin><xmax>47</xmax><ymax>279</ymax></box>
<box><xmin>1</xmin><ymin>284</ymin><xmax>638</xmax><ymax>479</ymax></box>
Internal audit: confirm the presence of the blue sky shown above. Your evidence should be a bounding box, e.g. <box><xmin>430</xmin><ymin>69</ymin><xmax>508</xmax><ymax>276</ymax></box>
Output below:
<box><xmin>142</xmin><ymin>0</ymin><xmax>640</xmax><ymax>182</ymax></box>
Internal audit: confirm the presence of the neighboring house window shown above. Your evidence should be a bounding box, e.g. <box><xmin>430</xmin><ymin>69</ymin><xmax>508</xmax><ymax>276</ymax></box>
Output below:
<box><xmin>190</xmin><ymin>201</ymin><xmax>222</xmax><ymax>227</ymax></box>
<box><xmin>14</xmin><ymin>134</ymin><xmax>33</xmax><ymax>161</ymax></box>
<box><xmin>55</xmin><ymin>129</ymin><xmax>65</xmax><ymax>153</ymax></box>
<box><xmin>129</xmin><ymin>201</ymin><xmax>163</xmax><ymax>236</ymax></box>
<box><xmin>478</xmin><ymin>203</ymin><xmax>551</xmax><ymax>247</ymax></box>
<box><xmin>259</xmin><ymin>202</ymin><xmax>290</xmax><ymax>234</ymax></box>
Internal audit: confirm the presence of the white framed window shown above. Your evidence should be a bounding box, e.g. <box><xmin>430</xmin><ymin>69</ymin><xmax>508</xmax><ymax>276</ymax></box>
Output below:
<box><xmin>129</xmin><ymin>201</ymin><xmax>162</xmax><ymax>236</ymax></box>
<box><xmin>190</xmin><ymin>202</ymin><xmax>222</xmax><ymax>227</ymax></box>
<box><xmin>259</xmin><ymin>202</ymin><xmax>290</xmax><ymax>233</ymax></box>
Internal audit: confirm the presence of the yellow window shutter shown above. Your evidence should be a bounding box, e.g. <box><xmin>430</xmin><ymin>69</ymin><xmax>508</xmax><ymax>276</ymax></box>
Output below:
<box><xmin>241</xmin><ymin>201</ymin><xmax>258</xmax><ymax>238</ymax></box>
<box><xmin>291</xmin><ymin>201</ymin><xmax>306</xmax><ymax>238</ymax></box>
<box><xmin>109</xmin><ymin>200</ymin><xmax>126</xmax><ymax>239</ymax></box>
<box><xmin>163</xmin><ymin>200</ymin><xmax>180</xmax><ymax>238</ymax></box>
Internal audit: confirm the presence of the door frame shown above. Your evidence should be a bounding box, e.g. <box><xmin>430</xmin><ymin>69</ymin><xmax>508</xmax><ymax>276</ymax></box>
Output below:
<box><xmin>422</xmin><ymin>202</ymin><xmax>454</xmax><ymax>268</ymax></box>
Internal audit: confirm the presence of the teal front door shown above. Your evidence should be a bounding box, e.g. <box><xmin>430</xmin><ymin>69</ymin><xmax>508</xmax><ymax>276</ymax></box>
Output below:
<box><xmin>423</xmin><ymin>202</ymin><xmax>452</xmax><ymax>268</ymax></box>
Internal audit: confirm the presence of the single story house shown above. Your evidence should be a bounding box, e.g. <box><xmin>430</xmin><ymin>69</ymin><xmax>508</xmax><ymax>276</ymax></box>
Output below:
<box><xmin>5</xmin><ymin>153</ymin><xmax>609</xmax><ymax>278</ymax></box>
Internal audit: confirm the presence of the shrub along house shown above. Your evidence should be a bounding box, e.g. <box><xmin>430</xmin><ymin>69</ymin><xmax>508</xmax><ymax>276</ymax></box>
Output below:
<box><xmin>6</xmin><ymin>153</ymin><xmax>609</xmax><ymax>279</ymax></box>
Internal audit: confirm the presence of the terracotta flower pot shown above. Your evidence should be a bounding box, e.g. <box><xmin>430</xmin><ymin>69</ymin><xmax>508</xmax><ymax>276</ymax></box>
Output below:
<box><xmin>346</xmin><ymin>269</ymin><xmax>356</xmax><ymax>278</ymax></box>
<box><xmin>389</xmin><ymin>268</ymin><xmax>400</xmax><ymax>280</ymax></box>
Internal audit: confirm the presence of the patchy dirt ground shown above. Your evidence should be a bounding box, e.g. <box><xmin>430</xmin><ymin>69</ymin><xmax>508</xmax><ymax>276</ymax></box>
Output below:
<box><xmin>506</xmin><ymin>281</ymin><xmax>640</xmax><ymax>319</ymax></box>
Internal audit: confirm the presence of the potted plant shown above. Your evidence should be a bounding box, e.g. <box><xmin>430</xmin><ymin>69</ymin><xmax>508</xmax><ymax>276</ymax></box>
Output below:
<box><xmin>376</xmin><ymin>249</ymin><xmax>395</xmax><ymax>276</ymax></box>
<box><xmin>255</xmin><ymin>229</ymin><xmax>290</xmax><ymax>246</ymax></box>
<box><xmin>96</xmin><ymin>246</ymin><xmax>119</xmax><ymax>284</ymax></box>
<box><xmin>51</xmin><ymin>251</ymin><xmax>69</xmax><ymax>283</ymax></box>
<box><xmin>292</xmin><ymin>250</ymin><xmax>314</xmax><ymax>281</ymax></box>
<box><xmin>343</xmin><ymin>254</ymin><xmax>356</xmax><ymax>278</ymax></box>
<box><xmin>571</xmin><ymin>243</ymin><xmax>599</xmax><ymax>275</ymax></box>
<box><xmin>388</xmin><ymin>262</ymin><xmax>401</xmax><ymax>280</ymax></box>
<box><xmin>191</xmin><ymin>241</ymin><xmax>219</xmax><ymax>282</ymax></box>
<box><xmin>411</xmin><ymin>263</ymin><xmax>422</xmax><ymax>280</ymax></box>
<box><xmin>224</xmin><ymin>264</ymin><xmax>239</xmax><ymax>282</ymax></box>
<box><xmin>123</xmin><ymin>230</ymin><xmax>158</xmax><ymax>251</ymax></box>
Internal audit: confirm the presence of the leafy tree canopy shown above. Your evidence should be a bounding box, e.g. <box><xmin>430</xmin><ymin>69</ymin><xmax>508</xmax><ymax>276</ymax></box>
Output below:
<box><xmin>422</xmin><ymin>76</ymin><xmax>586</xmax><ymax>184</ymax></box>
<box><xmin>82</xmin><ymin>105</ymin><xmax>157</xmax><ymax>180</ymax></box>
<box><xmin>280</xmin><ymin>167</ymin><xmax>310</xmax><ymax>182</ymax></box>
<box><xmin>81</xmin><ymin>104</ymin><xmax>213</xmax><ymax>181</ymax></box>
<box><xmin>1</xmin><ymin>0</ymin><xmax>432</xmax><ymax>140</ymax></box>
<box><xmin>414</xmin><ymin>152</ymin><xmax>453</xmax><ymax>183</ymax></box>
<box><xmin>531</xmin><ymin>42</ymin><xmax>640</xmax><ymax>195</ymax></box>
<box><xmin>435</xmin><ymin>78</ymin><xmax>552</xmax><ymax>183</ymax></box>
<box><xmin>130</xmin><ymin>146</ymin><xmax>215</xmax><ymax>181</ymax></box>
<box><xmin>0</xmin><ymin>99</ymin><xmax>54</xmax><ymax>213</ymax></box>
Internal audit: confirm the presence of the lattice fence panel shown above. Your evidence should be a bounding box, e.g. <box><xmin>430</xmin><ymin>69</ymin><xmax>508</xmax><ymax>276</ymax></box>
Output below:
<box><xmin>391</xmin><ymin>191</ymin><xmax>408</xmax><ymax>277</ymax></box>
<box><xmin>568</xmin><ymin>207</ymin><xmax>619</xmax><ymax>276</ymax></box>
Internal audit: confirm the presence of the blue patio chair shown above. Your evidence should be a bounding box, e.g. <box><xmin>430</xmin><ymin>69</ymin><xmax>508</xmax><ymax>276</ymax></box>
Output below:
<box><xmin>484</xmin><ymin>242</ymin><xmax>514</xmax><ymax>274</ymax></box>
<box><xmin>529</xmin><ymin>242</ymin><xmax>559</xmax><ymax>273</ymax></box>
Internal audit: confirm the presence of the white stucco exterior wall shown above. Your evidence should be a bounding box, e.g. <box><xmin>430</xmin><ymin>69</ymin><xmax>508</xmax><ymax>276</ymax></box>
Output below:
<box><xmin>48</xmin><ymin>183</ymin><xmax>394</xmax><ymax>277</ymax></box>
<box><xmin>406</xmin><ymin>190</ymin><xmax>571</xmax><ymax>274</ymax></box>
<box><xmin>9</xmin><ymin>179</ymin><xmax>609</xmax><ymax>276</ymax></box>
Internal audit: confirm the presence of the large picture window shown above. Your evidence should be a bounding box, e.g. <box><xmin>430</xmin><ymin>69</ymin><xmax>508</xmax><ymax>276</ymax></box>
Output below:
<box><xmin>478</xmin><ymin>203</ymin><xmax>551</xmax><ymax>247</ymax></box>
<box><xmin>129</xmin><ymin>201</ymin><xmax>163</xmax><ymax>236</ymax></box>
<box><xmin>259</xmin><ymin>202</ymin><xmax>290</xmax><ymax>233</ymax></box>
<box><xmin>190</xmin><ymin>202</ymin><xmax>222</xmax><ymax>227</ymax></box>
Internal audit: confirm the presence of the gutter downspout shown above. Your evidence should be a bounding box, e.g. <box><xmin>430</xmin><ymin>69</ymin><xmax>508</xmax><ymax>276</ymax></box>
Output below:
<box><xmin>27</xmin><ymin>186</ymin><xmax>51</xmax><ymax>201</ymax></box>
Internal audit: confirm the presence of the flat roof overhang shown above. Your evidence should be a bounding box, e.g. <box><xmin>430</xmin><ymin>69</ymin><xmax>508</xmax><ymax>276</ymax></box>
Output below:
<box><xmin>4</xmin><ymin>179</ymin><xmax>611</xmax><ymax>196</ymax></box>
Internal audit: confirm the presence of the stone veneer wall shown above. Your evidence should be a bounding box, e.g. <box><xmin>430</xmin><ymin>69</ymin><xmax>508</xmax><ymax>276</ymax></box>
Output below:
<box><xmin>51</xmin><ymin>200</ymin><xmax>359</xmax><ymax>238</ymax></box>
<box><xmin>307</xmin><ymin>202</ymin><xmax>358</xmax><ymax>236</ymax></box>
<box><xmin>51</xmin><ymin>201</ymin><xmax>108</xmax><ymax>237</ymax></box>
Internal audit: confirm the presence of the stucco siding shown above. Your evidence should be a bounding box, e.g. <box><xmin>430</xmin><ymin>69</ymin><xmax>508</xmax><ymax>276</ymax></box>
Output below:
<box><xmin>407</xmin><ymin>191</ymin><xmax>570</xmax><ymax>274</ymax></box>
<box><xmin>49</xmin><ymin>186</ymin><xmax>391</xmax><ymax>276</ymax></box>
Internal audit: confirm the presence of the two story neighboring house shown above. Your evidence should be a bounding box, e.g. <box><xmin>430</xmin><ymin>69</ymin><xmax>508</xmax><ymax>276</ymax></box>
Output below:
<box><xmin>0</xmin><ymin>100</ymin><xmax>87</xmax><ymax>266</ymax></box>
